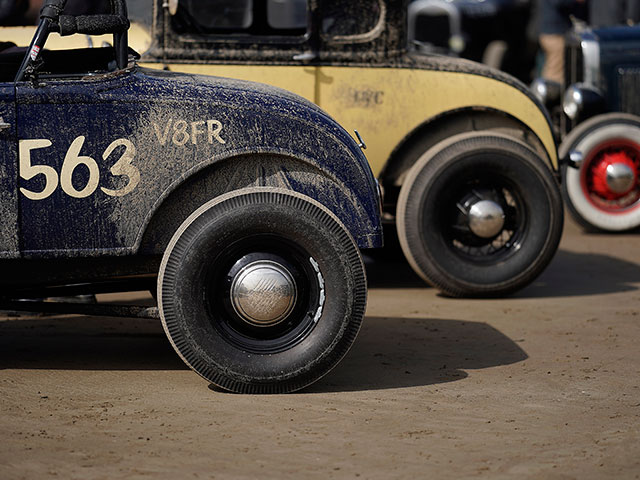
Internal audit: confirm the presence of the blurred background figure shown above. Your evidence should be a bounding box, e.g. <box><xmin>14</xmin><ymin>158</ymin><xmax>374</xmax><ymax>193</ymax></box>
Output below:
<box><xmin>589</xmin><ymin>0</ymin><xmax>640</xmax><ymax>27</ymax></box>
<box><xmin>538</xmin><ymin>0</ymin><xmax>586</xmax><ymax>83</ymax></box>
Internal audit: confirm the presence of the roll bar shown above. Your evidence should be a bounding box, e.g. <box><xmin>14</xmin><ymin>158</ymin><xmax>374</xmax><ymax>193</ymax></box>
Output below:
<box><xmin>15</xmin><ymin>0</ymin><xmax>130</xmax><ymax>82</ymax></box>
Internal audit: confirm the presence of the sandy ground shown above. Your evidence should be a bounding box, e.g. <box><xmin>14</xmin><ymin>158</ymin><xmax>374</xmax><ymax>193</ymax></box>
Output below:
<box><xmin>1</xmin><ymin>216</ymin><xmax>639</xmax><ymax>480</ymax></box>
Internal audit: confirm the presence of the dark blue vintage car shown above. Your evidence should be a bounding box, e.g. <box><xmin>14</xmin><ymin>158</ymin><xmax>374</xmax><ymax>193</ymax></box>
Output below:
<box><xmin>0</xmin><ymin>0</ymin><xmax>383</xmax><ymax>393</ymax></box>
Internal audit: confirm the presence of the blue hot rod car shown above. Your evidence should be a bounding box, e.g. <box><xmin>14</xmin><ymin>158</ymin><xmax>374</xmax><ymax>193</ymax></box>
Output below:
<box><xmin>0</xmin><ymin>0</ymin><xmax>383</xmax><ymax>393</ymax></box>
<box><xmin>532</xmin><ymin>23</ymin><xmax>640</xmax><ymax>232</ymax></box>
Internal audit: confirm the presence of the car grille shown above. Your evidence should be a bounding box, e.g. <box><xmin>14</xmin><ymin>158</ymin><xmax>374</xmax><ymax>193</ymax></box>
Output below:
<box><xmin>564</xmin><ymin>41</ymin><xmax>584</xmax><ymax>85</ymax></box>
<box><xmin>617</xmin><ymin>67</ymin><xmax>640</xmax><ymax>115</ymax></box>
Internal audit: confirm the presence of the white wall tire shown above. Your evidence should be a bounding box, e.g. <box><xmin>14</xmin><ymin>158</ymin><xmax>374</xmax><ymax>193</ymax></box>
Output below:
<box><xmin>560</xmin><ymin>113</ymin><xmax>640</xmax><ymax>232</ymax></box>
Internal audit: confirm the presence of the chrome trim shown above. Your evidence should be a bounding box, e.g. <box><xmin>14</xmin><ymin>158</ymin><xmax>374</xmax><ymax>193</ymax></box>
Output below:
<box><xmin>563</xmin><ymin>85</ymin><xmax>583</xmax><ymax>119</ymax></box>
<box><xmin>580</xmin><ymin>32</ymin><xmax>601</xmax><ymax>86</ymax></box>
<box><xmin>230</xmin><ymin>260</ymin><xmax>297</xmax><ymax>327</ymax></box>
<box><xmin>606</xmin><ymin>163</ymin><xmax>635</xmax><ymax>194</ymax></box>
<box><xmin>568</xmin><ymin>150</ymin><xmax>584</xmax><ymax>169</ymax></box>
<box><xmin>530</xmin><ymin>78</ymin><xmax>549</xmax><ymax>104</ymax></box>
<box><xmin>468</xmin><ymin>200</ymin><xmax>505</xmax><ymax>239</ymax></box>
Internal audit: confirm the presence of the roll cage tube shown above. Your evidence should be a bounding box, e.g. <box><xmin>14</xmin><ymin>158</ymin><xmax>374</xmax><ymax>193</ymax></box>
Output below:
<box><xmin>14</xmin><ymin>0</ymin><xmax>130</xmax><ymax>82</ymax></box>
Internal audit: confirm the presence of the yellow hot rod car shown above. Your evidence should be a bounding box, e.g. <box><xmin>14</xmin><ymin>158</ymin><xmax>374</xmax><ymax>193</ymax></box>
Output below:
<box><xmin>1</xmin><ymin>0</ymin><xmax>564</xmax><ymax>298</ymax></box>
<box><xmin>142</xmin><ymin>0</ymin><xmax>563</xmax><ymax>298</ymax></box>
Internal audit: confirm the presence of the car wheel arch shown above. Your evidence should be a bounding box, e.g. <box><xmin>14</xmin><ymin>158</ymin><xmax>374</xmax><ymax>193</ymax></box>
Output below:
<box><xmin>380</xmin><ymin>107</ymin><xmax>552</xmax><ymax>206</ymax></box>
<box><xmin>135</xmin><ymin>153</ymin><xmax>368</xmax><ymax>255</ymax></box>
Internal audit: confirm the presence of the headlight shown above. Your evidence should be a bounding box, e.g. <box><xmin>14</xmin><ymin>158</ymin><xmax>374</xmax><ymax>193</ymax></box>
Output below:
<box><xmin>563</xmin><ymin>85</ymin><xmax>583</xmax><ymax>119</ymax></box>
<box><xmin>531</xmin><ymin>78</ymin><xmax>561</xmax><ymax>108</ymax></box>
<box><xmin>562</xmin><ymin>83</ymin><xmax>605</xmax><ymax>121</ymax></box>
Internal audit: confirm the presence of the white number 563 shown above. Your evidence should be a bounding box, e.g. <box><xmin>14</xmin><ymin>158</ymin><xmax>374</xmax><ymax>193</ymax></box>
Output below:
<box><xmin>19</xmin><ymin>136</ymin><xmax>140</xmax><ymax>200</ymax></box>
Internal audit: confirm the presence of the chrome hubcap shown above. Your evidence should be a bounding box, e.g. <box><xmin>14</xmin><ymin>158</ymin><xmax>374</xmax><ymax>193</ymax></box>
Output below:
<box><xmin>606</xmin><ymin>162</ymin><xmax>636</xmax><ymax>194</ymax></box>
<box><xmin>230</xmin><ymin>260</ymin><xmax>297</xmax><ymax>327</ymax></box>
<box><xmin>468</xmin><ymin>200</ymin><xmax>506</xmax><ymax>238</ymax></box>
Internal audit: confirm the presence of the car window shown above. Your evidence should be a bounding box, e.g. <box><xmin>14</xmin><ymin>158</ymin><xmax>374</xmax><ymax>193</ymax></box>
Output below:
<box><xmin>267</xmin><ymin>0</ymin><xmax>306</xmax><ymax>30</ymax></box>
<box><xmin>170</xmin><ymin>0</ymin><xmax>308</xmax><ymax>36</ymax></box>
<box><xmin>319</xmin><ymin>0</ymin><xmax>384</xmax><ymax>42</ymax></box>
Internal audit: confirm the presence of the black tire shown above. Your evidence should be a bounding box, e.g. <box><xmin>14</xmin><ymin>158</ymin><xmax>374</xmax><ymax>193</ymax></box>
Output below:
<box><xmin>559</xmin><ymin>113</ymin><xmax>640</xmax><ymax>232</ymax></box>
<box><xmin>158</xmin><ymin>187</ymin><xmax>366</xmax><ymax>393</ymax></box>
<box><xmin>397</xmin><ymin>131</ymin><xmax>564</xmax><ymax>298</ymax></box>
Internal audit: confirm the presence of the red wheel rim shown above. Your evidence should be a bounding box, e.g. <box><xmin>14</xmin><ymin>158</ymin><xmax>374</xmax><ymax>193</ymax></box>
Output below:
<box><xmin>580</xmin><ymin>138</ymin><xmax>640</xmax><ymax>214</ymax></box>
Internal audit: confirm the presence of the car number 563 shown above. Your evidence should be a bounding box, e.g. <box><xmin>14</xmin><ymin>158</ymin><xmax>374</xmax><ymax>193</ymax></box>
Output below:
<box><xmin>19</xmin><ymin>136</ymin><xmax>140</xmax><ymax>200</ymax></box>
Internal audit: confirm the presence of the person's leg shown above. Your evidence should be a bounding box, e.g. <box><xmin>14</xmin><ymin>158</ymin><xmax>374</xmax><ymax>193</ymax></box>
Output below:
<box><xmin>540</xmin><ymin>33</ymin><xmax>565</xmax><ymax>83</ymax></box>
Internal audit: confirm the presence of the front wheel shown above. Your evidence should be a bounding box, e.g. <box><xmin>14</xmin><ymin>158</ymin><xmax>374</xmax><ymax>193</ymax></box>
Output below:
<box><xmin>559</xmin><ymin>113</ymin><xmax>640</xmax><ymax>232</ymax></box>
<box><xmin>396</xmin><ymin>131</ymin><xmax>564</xmax><ymax>298</ymax></box>
<box><xmin>158</xmin><ymin>188</ymin><xmax>366</xmax><ymax>393</ymax></box>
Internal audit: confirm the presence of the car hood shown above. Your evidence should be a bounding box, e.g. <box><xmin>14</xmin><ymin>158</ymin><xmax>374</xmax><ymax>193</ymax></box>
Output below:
<box><xmin>134</xmin><ymin>66</ymin><xmax>330</xmax><ymax>123</ymax></box>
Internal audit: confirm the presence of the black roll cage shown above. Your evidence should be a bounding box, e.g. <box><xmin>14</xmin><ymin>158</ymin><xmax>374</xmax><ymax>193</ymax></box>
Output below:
<box><xmin>14</xmin><ymin>0</ymin><xmax>130</xmax><ymax>82</ymax></box>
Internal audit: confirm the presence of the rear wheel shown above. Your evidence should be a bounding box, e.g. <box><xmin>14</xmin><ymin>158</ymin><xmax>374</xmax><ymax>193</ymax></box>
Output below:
<box><xmin>559</xmin><ymin>113</ymin><xmax>640</xmax><ymax>232</ymax></box>
<box><xmin>397</xmin><ymin>131</ymin><xmax>563</xmax><ymax>297</ymax></box>
<box><xmin>158</xmin><ymin>188</ymin><xmax>366</xmax><ymax>393</ymax></box>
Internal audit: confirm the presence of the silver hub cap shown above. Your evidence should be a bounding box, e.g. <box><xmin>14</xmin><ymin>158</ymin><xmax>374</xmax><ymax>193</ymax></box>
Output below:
<box><xmin>468</xmin><ymin>200</ymin><xmax>506</xmax><ymax>238</ymax></box>
<box><xmin>606</xmin><ymin>163</ymin><xmax>636</xmax><ymax>194</ymax></box>
<box><xmin>230</xmin><ymin>260</ymin><xmax>297</xmax><ymax>327</ymax></box>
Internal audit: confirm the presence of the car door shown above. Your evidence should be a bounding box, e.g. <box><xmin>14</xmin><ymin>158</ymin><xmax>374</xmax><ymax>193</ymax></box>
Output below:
<box><xmin>0</xmin><ymin>82</ymin><xmax>19</xmax><ymax>258</ymax></box>
<box><xmin>15</xmin><ymin>66</ymin><xmax>140</xmax><ymax>255</ymax></box>
<box><xmin>313</xmin><ymin>0</ymin><xmax>398</xmax><ymax>177</ymax></box>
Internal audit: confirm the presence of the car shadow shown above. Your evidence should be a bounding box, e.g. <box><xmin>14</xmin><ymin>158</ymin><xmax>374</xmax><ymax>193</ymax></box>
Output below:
<box><xmin>0</xmin><ymin>314</ymin><xmax>526</xmax><ymax>393</ymax></box>
<box><xmin>0</xmin><ymin>315</ymin><xmax>186</xmax><ymax>371</ymax></box>
<box><xmin>364</xmin><ymin>253</ymin><xmax>425</xmax><ymax>288</ymax></box>
<box><xmin>308</xmin><ymin>316</ymin><xmax>527</xmax><ymax>393</ymax></box>
<box><xmin>515</xmin><ymin>249</ymin><xmax>640</xmax><ymax>298</ymax></box>
<box><xmin>366</xmin><ymin>249</ymin><xmax>640</xmax><ymax>297</ymax></box>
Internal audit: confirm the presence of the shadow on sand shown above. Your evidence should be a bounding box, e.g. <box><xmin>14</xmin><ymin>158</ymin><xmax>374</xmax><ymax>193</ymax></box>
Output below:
<box><xmin>365</xmin><ymin>248</ymin><xmax>640</xmax><ymax>298</ymax></box>
<box><xmin>0</xmin><ymin>313</ymin><xmax>526</xmax><ymax>392</ymax></box>
<box><xmin>516</xmin><ymin>249</ymin><xmax>640</xmax><ymax>297</ymax></box>
<box><xmin>0</xmin><ymin>315</ymin><xmax>186</xmax><ymax>371</ymax></box>
<box><xmin>309</xmin><ymin>316</ymin><xmax>527</xmax><ymax>393</ymax></box>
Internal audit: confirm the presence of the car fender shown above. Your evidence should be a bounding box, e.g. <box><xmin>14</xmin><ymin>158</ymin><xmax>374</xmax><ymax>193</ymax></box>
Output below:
<box><xmin>115</xmin><ymin>68</ymin><xmax>383</xmax><ymax>252</ymax></box>
<box><xmin>317</xmin><ymin>60</ymin><xmax>558</xmax><ymax>174</ymax></box>
<box><xmin>148</xmin><ymin>60</ymin><xmax>558</xmax><ymax>177</ymax></box>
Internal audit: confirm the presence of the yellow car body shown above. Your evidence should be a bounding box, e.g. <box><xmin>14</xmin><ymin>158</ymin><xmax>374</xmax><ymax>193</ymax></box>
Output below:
<box><xmin>0</xmin><ymin>9</ymin><xmax>557</xmax><ymax>177</ymax></box>
<box><xmin>0</xmin><ymin>23</ymin><xmax>151</xmax><ymax>52</ymax></box>
<box><xmin>159</xmin><ymin>63</ymin><xmax>558</xmax><ymax>177</ymax></box>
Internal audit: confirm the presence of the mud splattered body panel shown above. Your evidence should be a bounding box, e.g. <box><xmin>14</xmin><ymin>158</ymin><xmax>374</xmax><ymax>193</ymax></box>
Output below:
<box><xmin>7</xmin><ymin>66</ymin><xmax>381</xmax><ymax>261</ymax></box>
<box><xmin>143</xmin><ymin>0</ymin><xmax>558</xmax><ymax>175</ymax></box>
<box><xmin>0</xmin><ymin>84</ymin><xmax>19</xmax><ymax>258</ymax></box>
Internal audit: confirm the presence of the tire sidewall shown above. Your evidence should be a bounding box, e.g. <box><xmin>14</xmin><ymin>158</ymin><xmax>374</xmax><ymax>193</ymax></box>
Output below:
<box><xmin>561</xmin><ymin>115</ymin><xmax>640</xmax><ymax>231</ymax></box>
<box><xmin>398</xmin><ymin>132</ymin><xmax>563</xmax><ymax>295</ymax></box>
<box><xmin>159</xmin><ymin>189</ymin><xmax>366</xmax><ymax>392</ymax></box>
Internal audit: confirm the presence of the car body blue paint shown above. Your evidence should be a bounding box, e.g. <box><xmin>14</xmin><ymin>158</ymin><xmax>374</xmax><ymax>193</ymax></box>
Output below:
<box><xmin>2</xmin><ymin>63</ymin><xmax>382</xmax><ymax>259</ymax></box>
<box><xmin>0</xmin><ymin>84</ymin><xmax>19</xmax><ymax>258</ymax></box>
